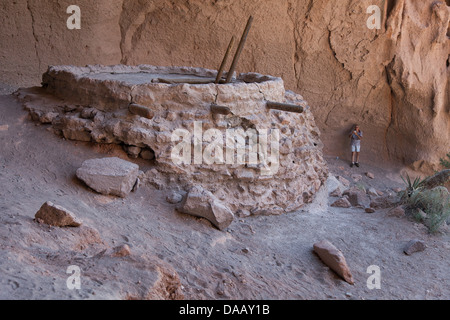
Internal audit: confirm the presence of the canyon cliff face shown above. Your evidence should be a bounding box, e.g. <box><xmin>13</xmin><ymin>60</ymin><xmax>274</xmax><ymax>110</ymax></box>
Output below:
<box><xmin>1</xmin><ymin>0</ymin><xmax>448</xmax><ymax>171</ymax></box>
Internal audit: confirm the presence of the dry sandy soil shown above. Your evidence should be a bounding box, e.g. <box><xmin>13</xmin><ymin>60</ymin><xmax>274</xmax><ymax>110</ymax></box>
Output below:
<box><xmin>0</xmin><ymin>86</ymin><xmax>449</xmax><ymax>300</ymax></box>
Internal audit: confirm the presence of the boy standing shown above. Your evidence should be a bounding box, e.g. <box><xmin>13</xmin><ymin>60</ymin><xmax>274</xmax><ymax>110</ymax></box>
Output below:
<box><xmin>349</xmin><ymin>124</ymin><xmax>363</xmax><ymax>167</ymax></box>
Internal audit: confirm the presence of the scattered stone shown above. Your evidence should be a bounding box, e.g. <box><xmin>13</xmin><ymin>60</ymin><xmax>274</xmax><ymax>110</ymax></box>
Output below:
<box><xmin>366</xmin><ymin>172</ymin><xmax>375</xmax><ymax>179</ymax></box>
<box><xmin>35</xmin><ymin>201</ymin><xmax>82</xmax><ymax>227</ymax></box>
<box><xmin>403</xmin><ymin>240</ymin><xmax>426</xmax><ymax>255</ymax></box>
<box><xmin>123</xmin><ymin>145</ymin><xmax>142</xmax><ymax>159</ymax></box>
<box><xmin>421</xmin><ymin>169</ymin><xmax>450</xmax><ymax>190</ymax></box>
<box><xmin>388</xmin><ymin>206</ymin><xmax>406</xmax><ymax>218</ymax></box>
<box><xmin>343</xmin><ymin>188</ymin><xmax>370</xmax><ymax>208</ymax></box>
<box><xmin>351</xmin><ymin>174</ymin><xmax>363</xmax><ymax>182</ymax></box>
<box><xmin>111</xmin><ymin>244</ymin><xmax>132</xmax><ymax>257</ymax></box>
<box><xmin>331</xmin><ymin>196</ymin><xmax>352</xmax><ymax>208</ymax></box>
<box><xmin>166</xmin><ymin>191</ymin><xmax>184</xmax><ymax>204</ymax></box>
<box><xmin>393</xmin><ymin>187</ymin><xmax>403</xmax><ymax>193</ymax></box>
<box><xmin>76</xmin><ymin>157</ymin><xmax>140</xmax><ymax>198</ymax></box>
<box><xmin>236</xmin><ymin>209</ymin><xmax>251</xmax><ymax>218</ymax></box>
<box><xmin>178</xmin><ymin>185</ymin><xmax>234</xmax><ymax>231</ymax></box>
<box><xmin>327</xmin><ymin>175</ymin><xmax>346</xmax><ymax>198</ymax></box>
<box><xmin>367</xmin><ymin>187</ymin><xmax>379</xmax><ymax>197</ymax></box>
<box><xmin>370</xmin><ymin>194</ymin><xmax>400</xmax><ymax>210</ymax></box>
<box><xmin>242</xmin><ymin>248</ymin><xmax>250</xmax><ymax>254</ymax></box>
<box><xmin>140</xmin><ymin>149</ymin><xmax>155</xmax><ymax>160</ymax></box>
<box><xmin>313</xmin><ymin>240</ymin><xmax>354</xmax><ymax>285</ymax></box>
<box><xmin>365</xmin><ymin>207</ymin><xmax>376</xmax><ymax>213</ymax></box>
<box><xmin>336</xmin><ymin>176</ymin><xmax>350</xmax><ymax>187</ymax></box>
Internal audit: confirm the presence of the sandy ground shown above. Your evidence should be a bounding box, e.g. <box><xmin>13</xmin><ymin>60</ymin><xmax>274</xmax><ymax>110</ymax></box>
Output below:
<box><xmin>0</xmin><ymin>88</ymin><xmax>449</xmax><ymax>300</ymax></box>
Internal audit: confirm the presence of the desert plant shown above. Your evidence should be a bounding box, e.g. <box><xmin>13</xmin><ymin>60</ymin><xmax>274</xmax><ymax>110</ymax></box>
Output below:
<box><xmin>440</xmin><ymin>152</ymin><xmax>450</xmax><ymax>169</ymax></box>
<box><xmin>399</xmin><ymin>173</ymin><xmax>425</xmax><ymax>201</ymax></box>
<box><xmin>408</xmin><ymin>187</ymin><xmax>450</xmax><ymax>234</ymax></box>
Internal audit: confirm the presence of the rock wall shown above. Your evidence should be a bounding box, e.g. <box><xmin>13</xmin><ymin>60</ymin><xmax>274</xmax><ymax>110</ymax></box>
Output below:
<box><xmin>1</xmin><ymin>0</ymin><xmax>449</xmax><ymax>171</ymax></box>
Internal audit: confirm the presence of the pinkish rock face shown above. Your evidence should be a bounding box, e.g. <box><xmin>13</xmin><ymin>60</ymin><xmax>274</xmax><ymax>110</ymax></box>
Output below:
<box><xmin>18</xmin><ymin>65</ymin><xmax>328</xmax><ymax>216</ymax></box>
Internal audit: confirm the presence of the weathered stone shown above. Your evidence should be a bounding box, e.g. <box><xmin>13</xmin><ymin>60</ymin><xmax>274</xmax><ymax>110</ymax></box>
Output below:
<box><xmin>367</xmin><ymin>187</ymin><xmax>379</xmax><ymax>197</ymax></box>
<box><xmin>343</xmin><ymin>188</ymin><xmax>370</xmax><ymax>208</ymax></box>
<box><xmin>421</xmin><ymin>169</ymin><xmax>450</xmax><ymax>190</ymax></box>
<box><xmin>366</xmin><ymin>172</ymin><xmax>375</xmax><ymax>179</ymax></box>
<box><xmin>111</xmin><ymin>244</ymin><xmax>132</xmax><ymax>257</ymax></box>
<box><xmin>166</xmin><ymin>191</ymin><xmax>184</xmax><ymax>204</ymax></box>
<box><xmin>404</xmin><ymin>240</ymin><xmax>426</xmax><ymax>255</ymax></box>
<box><xmin>313</xmin><ymin>240</ymin><xmax>354</xmax><ymax>285</ymax></box>
<box><xmin>123</xmin><ymin>145</ymin><xmax>141</xmax><ymax>159</ymax></box>
<box><xmin>35</xmin><ymin>201</ymin><xmax>82</xmax><ymax>227</ymax></box>
<box><xmin>327</xmin><ymin>175</ymin><xmax>345</xmax><ymax>197</ymax></box>
<box><xmin>336</xmin><ymin>176</ymin><xmax>350</xmax><ymax>187</ymax></box>
<box><xmin>370</xmin><ymin>194</ymin><xmax>401</xmax><ymax>210</ymax></box>
<box><xmin>178</xmin><ymin>185</ymin><xmax>234</xmax><ymax>231</ymax></box>
<box><xmin>365</xmin><ymin>207</ymin><xmax>376</xmax><ymax>213</ymax></box>
<box><xmin>140</xmin><ymin>149</ymin><xmax>155</xmax><ymax>160</ymax></box>
<box><xmin>331</xmin><ymin>196</ymin><xmax>352</xmax><ymax>208</ymax></box>
<box><xmin>351</xmin><ymin>174</ymin><xmax>362</xmax><ymax>182</ymax></box>
<box><xmin>76</xmin><ymin>157</ymin><xmax>139</xmax><ymax>198</ymax></box>
<box><xmin>388</xmin><ymin>206</ymin><xmax>406</xmax><ymax>218</ymax></box>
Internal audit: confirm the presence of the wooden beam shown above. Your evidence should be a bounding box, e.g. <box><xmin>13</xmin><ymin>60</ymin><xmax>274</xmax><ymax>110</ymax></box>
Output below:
<box><xmin>210</xmin><ymin>103</ymin><xmax>232</xmax><ymax>115</ymax></box>
<box><xmin>215</xmin><ymin>36</ymin><xmax>236</xmax><ymax>84</ymax></box>
<box><xmin>225</xmin><ymin>16</ymin><xmax>254</xmax><ymax>84</ymax></box>
<box><xmin>266</xmin><ymin>101</ymin><xmax>304</xmax><ymax>114</ymax></box>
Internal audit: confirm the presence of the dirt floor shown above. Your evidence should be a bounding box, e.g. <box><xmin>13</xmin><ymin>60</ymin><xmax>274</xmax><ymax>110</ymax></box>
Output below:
<box><xmin>0</xmin><ymin>87</ymin><xmax>449</xmax><ymax>300</ymax></box>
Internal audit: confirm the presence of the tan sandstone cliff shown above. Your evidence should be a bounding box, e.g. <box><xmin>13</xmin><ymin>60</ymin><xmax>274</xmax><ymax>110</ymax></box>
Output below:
<box><xmin>1</xmin><ymin>0</ymin><xmax>448</xmax><ymax>171</ymax></box>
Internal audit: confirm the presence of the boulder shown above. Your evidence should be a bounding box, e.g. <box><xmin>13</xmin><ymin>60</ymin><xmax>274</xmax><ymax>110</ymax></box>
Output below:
<box><xmin>404</xmin><ymin>240</ymin><xmax>426</xmax><ymax>255</ymax></box>
<box><xmin>178</xmin><ymin>185</ymin><xmax>234</xmax><ymax>231</ymax></box>
<box><xmin>313</xmin><ymin>240</ymin><xmax>354</xmax><ymax>285</ymax></box>
<box><xmin>76</xmin><ymin>157</ymin><xmax>139</xmax><ymax>198</ymax></box>
<box><xmin>327</xmin><ymin>175</ymin><xmax>346</xmax><ymax>197</ymax></box>
<box><xmin>370</xmin><ymin>194</ymin><xmax>401</xmax><ymax>210</ymax></box>
<box><xmin>35</xmin><ymin>201</ymin><xmax>82</xmax><ymax>227</ymax></box>
<box><xmin>331</xmin><ymin>196</ymin><xmax>352</xmax><ymax>208</ymax></box>
<box><xmin>366</xmin><ymin>172</ymin><xmax>375</xmax><ymax>179</ymax></box>
<box><xmin>388</xmin><ymin>206</ymin><xmax>406</xmax><ymax>218</ymax></box>
<box><xmin>343</xmin><ymin>187</ymin><xmax>370</xmax><ymax>208</ymax></box>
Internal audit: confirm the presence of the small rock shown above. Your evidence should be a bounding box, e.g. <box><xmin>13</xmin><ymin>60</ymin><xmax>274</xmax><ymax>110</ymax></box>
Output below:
<box><xmin>140</xmin><ymin>149</ymin><xmax>155</xmax><ymax>160</ymax></box>
<box><xmin>76</xmin><ymin>157</ymin><xmax>140</xmax><ymax>198</ymax></box>
<box><xmin>366</xmin><ymin>172</ymin><xmax>375</xmax><ymax>179</ymax></box>
<box><xmin>236</xmin><ymin>209</ymin><xmax>251</xmax><ymax>218</ymax></box>
<box><xmin>367</xmin><ymin>187</ymin><xmax>379</xmax><ymax>197</ymax></box>
<box><xmin>35</xmin><ymin>201</ymin><xmax>82</xmax><ymax>227</ymax></box>
<box><xmin>111</xmin><ymin>244</ymin><xmax>131</xmax><ymax>257</ymax></box>
<box><xmin>393</xmin><ymin>187</ymin><xmax>403</xmax><ymax>193</ymax></box>
<box><xmin>327</xmin><ymin>176</ymin><xmax>346</xmax><ymax>197</ymax></box>
<box><xmin>388</xmin><ymin>206</ymin><xmax>405</xmax><ymax>218</ymax></box>
<box><xmin>123</xmin><ymin>145</ymin><xmax>141</xmax><ymax>159</ymax></box>
<box><xmin>178</xmin><ymin>185</ymin><xmax>234</xmax><ymax>231</ymax></box>
<box><xmin>166</xmin><ymin>191</ymin><xmax>184</xmax><ymax>204</ymax></box>
<box><xmin>351</xmin><ymin>174</ymin><xmax>363</xmax><ymax>182</ymax></box>
<box><xmin>370</xmin><ymin>194</ymin><xmax>400</xmax><ymax>210</ymax></box>
<box><xmin>242</xmin><ymin>248</ymin><xmax>250</xmax><ymax>254</ymax></box>
<box><xmin>404</xmin><ymin>240</ymin><xmax>426</xmax><ymax>255</ymax></box>
<box><xmin>313</xmin><ymin>240</ymin><xmax>354</xmax><ymax>285</ymax></box>
<box><xmin>343</xmin><ymin>188</ymin><xmax>370</xmax><ymax>208</ymax></box>
<box><xmin>365</xmin><ymin>207</ymin><xmax>376</xmax><ymax>213</ymax></box>
<box><xmin>331</xmin><ymin>196</ymin><xmax>352</xmax><ymax>208</ymax></box>
<box><xmin>336</xmin><ymin>176</ymin><xmax>350</xmax><ymax>187</ymax></box>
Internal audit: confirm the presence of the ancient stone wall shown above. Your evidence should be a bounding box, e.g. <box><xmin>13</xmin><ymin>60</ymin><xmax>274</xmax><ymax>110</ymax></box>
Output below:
<box><xmin>18</xmin><ymin>65</ymin><xmax>328</xmax><ymax>215</ymax></box>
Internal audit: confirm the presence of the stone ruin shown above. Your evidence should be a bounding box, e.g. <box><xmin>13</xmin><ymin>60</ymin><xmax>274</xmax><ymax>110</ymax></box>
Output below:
<box><xmin>16</xmin><ymin>64</ymin><xmax>328</xmax><ymax>222</ymax></box>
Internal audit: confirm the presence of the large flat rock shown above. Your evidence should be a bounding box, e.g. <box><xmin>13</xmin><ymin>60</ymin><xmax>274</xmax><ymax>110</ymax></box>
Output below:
<box><xmin>76</xmin><ymin>157</ymin><xmax>139</xmax><ymax>198</ymax></box>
